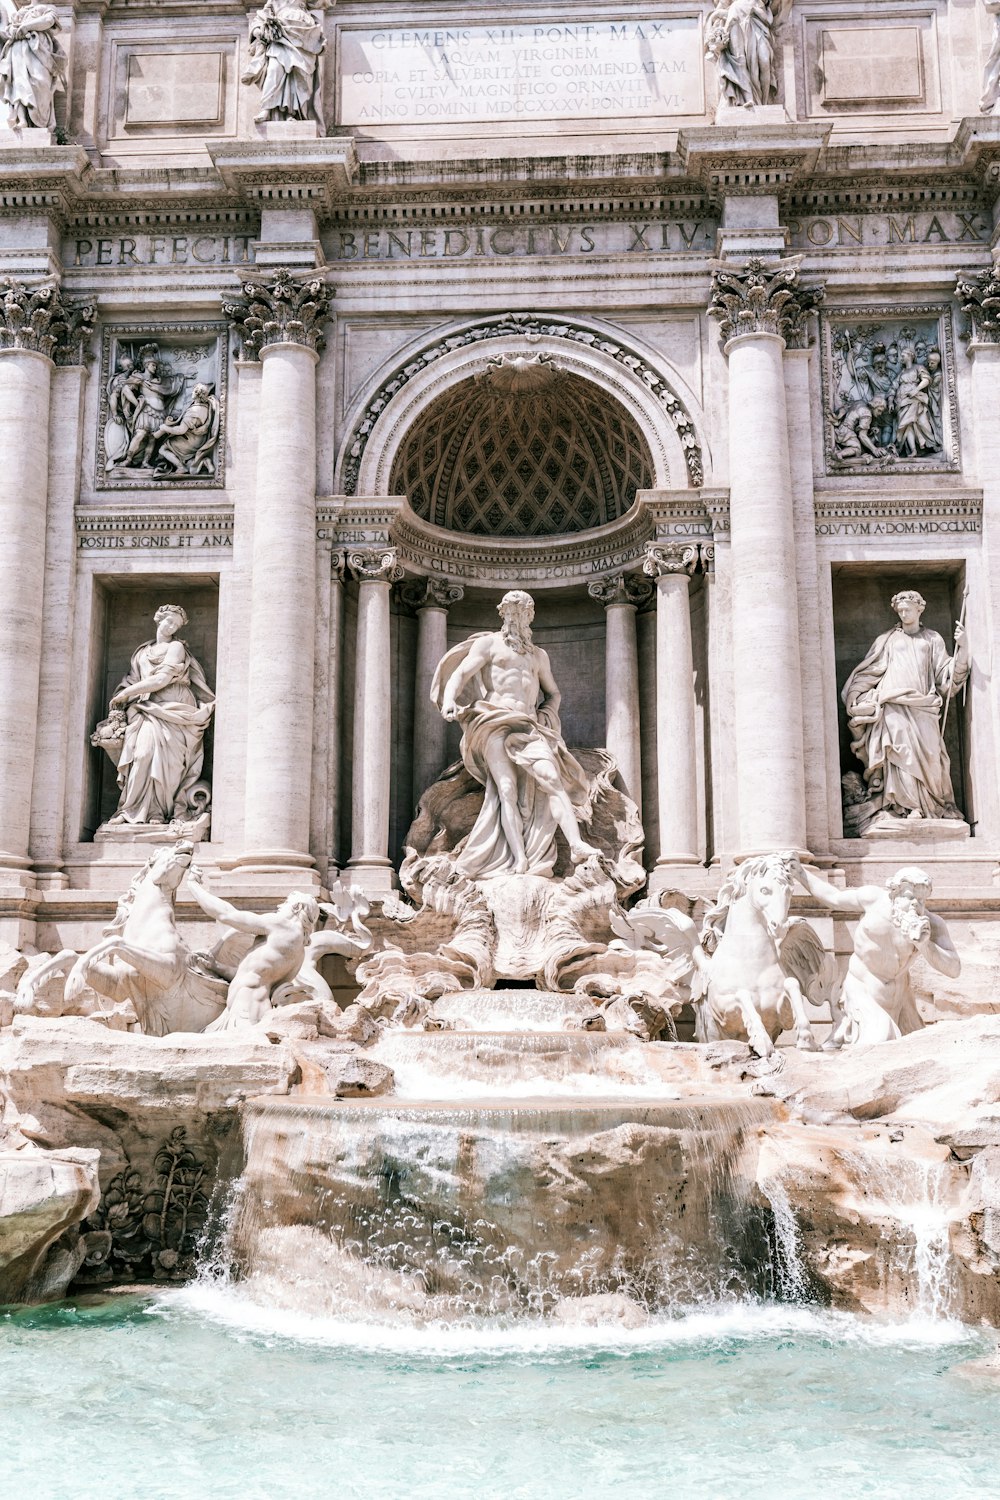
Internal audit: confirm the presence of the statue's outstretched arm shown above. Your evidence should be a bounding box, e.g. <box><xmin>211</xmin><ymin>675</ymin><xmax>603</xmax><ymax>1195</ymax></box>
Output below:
<box><xmin>186</xmin><ymin>873</ymin><xmax>270</xmax><ymax>935</ymax></box>
<box><xmin>793</xmin><ymin>859</ymin><xmax>868</xmax><ymax>916</ymax></box>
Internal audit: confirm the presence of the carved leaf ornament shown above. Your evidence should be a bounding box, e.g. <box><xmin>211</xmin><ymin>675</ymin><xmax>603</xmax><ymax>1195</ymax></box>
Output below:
<box><xmin>708</xmin><ymin>257</ymin><xmax>824</xmax><ymax>348</ymax></box>
<box><xmin>955</xmin><ymin>262</ymin><xmax>1000</xmax><ymax>343</ymax></box>
<box><xmin>0</xmin><ymin>277</ymin><xmax>95</xmax><ymax>364</ymax></box>
<box><xmin>224</xmin><ymin>268</ymin><xmax>332</xmax><ymax>359</ymax></box>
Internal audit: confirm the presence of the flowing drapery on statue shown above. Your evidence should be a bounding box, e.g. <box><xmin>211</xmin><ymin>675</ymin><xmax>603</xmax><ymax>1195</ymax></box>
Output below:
<box><xmin>705</xmin><ymin>0</ymin><xmax>777</xmax><ymax>108</ymax></box>
<box><xmin>101</xmin><ymin>605</ymin><xmax>215</xmax><ymax>827</ymax></box>
<box><xmin>431</xmin><ymin>590</ymin><xmax>598</xmax><ymax>879</ymax></box>
<box><xmin>243</xmin><ymin>0</ymin><xmax>325</xmax><ymax>124</ymax></box>
<box><xmin>842</xmin><ymin>589</ymin><xmax>968</xmax><ymax>823</ymax></box>
<box><xmin>0</xmin><ymin>0</ymin><xmax>66</xmax><ymax>130</ymax></box>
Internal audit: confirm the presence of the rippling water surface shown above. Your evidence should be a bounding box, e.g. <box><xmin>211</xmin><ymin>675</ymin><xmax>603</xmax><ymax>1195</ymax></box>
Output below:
<box><xmin>3</xmin><ymin>1287</ymin><xmax>998</xmax><ymax>1500</ymax></box>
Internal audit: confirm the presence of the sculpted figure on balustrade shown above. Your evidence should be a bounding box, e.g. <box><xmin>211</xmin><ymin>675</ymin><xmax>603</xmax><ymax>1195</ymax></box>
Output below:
<box><xmin>705</xmin><ymin>0</ymin><xmax>778</xmax><ymax>109</ymax></box>
<box><xmin>243</xmin><ymin>0</ymin><xmax>325</xmax><ymax>124</ymax></box>
<box><xmin>0</xmin><ymin>0</ymin><xmax>65</xmax><ymax>131</ymax></box>
<box><xmin>842</xmin><ymin>590</ymin><xmax>968</xmax><ymax>835</ymax></box>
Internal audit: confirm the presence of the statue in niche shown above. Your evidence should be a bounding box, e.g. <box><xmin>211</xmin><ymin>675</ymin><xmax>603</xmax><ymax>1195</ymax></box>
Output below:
<box><xmin>705</xmin><ymin>0</ymin><xmax>777</xmax><ymax>109</ymax></box>
<box><xmin>432</xmin><ymin>590</ymin><xmax>599</xmax><ymax>878</ymax></box>
<box><xmin>0</xmin><ymin>0</ymin><xmax>66</xmax><ymax>131</ymax></box>
<box><xmin>104</xmin><ymin>341</ymin><xmax>222</xmax><ymax>482</ymax></box>
<box><xmin>243</xmin><ymin>0</ymin><xmax>325</xmax><ymax>125</ymax></box>
<box><xmin>793</xmin><ymin>861</ymin><xmax>960</xmax><ymax>1046</ymax></box>
<box><xmin>842</xmin><ymin>589</ymin><xmax>969</xmax><ymax>830</ymax></box>
<box><xmin>827</xmin><ymin>324</ymin><xmax>946</xmax><ymax>471</ymax></box>
<box><xmin>982</xmin><ymin>0</ymin><xmax>1000</xmax><ymax>114</ymax></box>
<box><xmin>92</xmin><ymin>605</ymin><xmax>215</xmax><ymax>835</ymax></box>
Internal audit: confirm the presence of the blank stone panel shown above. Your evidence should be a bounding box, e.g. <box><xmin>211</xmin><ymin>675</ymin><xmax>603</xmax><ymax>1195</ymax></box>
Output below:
<box><xmin>108</xmin><ymin>35</ymin><xmax>240</xmax><ymax>144</ymax></box>
<box><xmin>801</xmin><ymin>9</ymin><xmax>941</xmax><ymax>117</ymax></box>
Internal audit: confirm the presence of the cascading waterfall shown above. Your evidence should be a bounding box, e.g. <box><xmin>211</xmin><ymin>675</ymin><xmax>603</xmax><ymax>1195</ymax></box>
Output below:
<box><xmin>759</xmin><ymin>1175</ymin><xmax>810</xmax><ymax>1302</ymax></box>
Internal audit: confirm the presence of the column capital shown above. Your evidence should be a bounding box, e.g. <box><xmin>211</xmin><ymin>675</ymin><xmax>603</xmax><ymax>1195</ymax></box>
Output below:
<box><xmin>955</xmin><ymin>260</ymin><xmax>1000</xmax><ymax>345</ymax></box>
<box><xmin>708</xmin><ymin>256</ymin><xmax>823</xmax><ymax>349</ymax></box>
<box><xmin>0</xmin><ymin>277</ymin><xmax>95</xmax><ymax>365</ymax></box>
<box><xmin>588</xmin><ymin>571</ymin><xmax>652</xmax><ymax>609</ymax></box>
<box><xmin>401</xmin><ymin>576</ymin><xmax>465</xmax><ymax>611</ymax></box>
<box><xmin>223</xmin><ymin>267</ymin><xmax>332</xmax><ymax>361</ymax></box>
<box><xmin>643</xmin><ymin>541</ymin><xmax>699</xmax><ymax>579</ymax></box>
<box><xmin>347</xmin><ymin>545</ymin><xmax>404</xmax><ymax>584</ymax></box>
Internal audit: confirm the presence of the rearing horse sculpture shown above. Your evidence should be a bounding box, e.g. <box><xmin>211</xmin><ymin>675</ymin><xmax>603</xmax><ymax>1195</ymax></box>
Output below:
<box><xmin>608</xmin><ymin>853</ymin><xmax>835</xmax><ymax>1056</ymax></box>
<box><xmin>62</xmin><ymin>841</ymin><xmax>229</xmax><ymax>1036</ymax></box>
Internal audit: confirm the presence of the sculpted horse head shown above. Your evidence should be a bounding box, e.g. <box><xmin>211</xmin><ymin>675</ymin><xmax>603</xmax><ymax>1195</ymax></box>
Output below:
<box><xmin>105</xmin><ymin>840</ymin><xmax>194</xmax><ymax>937</ymax></box>
<box><xmin>701</xmin><ymin>852</ymin><xmax>796</xmax><ymax>953</ymax></box>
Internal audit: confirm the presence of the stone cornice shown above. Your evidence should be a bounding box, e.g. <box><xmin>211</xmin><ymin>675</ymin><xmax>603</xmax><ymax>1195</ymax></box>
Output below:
<box><xmin>812</xmin><ymin>486</ymin><xmax>982</xmax><ymax>539</ymax></box>
<box><xmin>208</xmin><ymin>139</ymin><xmax>358</xmax><ymax>213</ymax></box>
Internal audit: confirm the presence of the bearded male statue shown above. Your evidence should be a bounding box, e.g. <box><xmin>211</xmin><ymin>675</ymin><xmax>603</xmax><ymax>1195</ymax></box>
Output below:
<box><xmin>431</xmin><ymin>590</ymin><xmax>599</xmax><ymax>879</ymax></box>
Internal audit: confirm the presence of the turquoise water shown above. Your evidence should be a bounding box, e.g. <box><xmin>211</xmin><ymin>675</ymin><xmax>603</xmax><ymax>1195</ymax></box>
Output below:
<box><xmin>3</xmin><ymin>1288</ymin><xmax>998</xmax><ymax>1500</ymax></box>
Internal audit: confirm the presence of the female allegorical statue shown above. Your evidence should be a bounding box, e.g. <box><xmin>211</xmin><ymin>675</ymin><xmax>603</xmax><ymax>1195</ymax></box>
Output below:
<box><xmin>99</xmin><ymin>605</ymin><xmax>216</xmax><ymax>827</ymax></box>
<box><xmin>843</xmin><ymin>589</ymin><xmax>969</xmax><ymax>825</ymax></box>
<box><xmin>705</xmin><ymin>0</ymin><xmax>777</xmax><ymax>108</ymax></box>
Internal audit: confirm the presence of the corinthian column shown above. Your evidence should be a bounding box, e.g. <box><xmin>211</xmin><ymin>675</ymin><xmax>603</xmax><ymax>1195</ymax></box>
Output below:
<box><xmin>587</xmin><ymin>571</ymin><xmax>650</xmax><ymax>811</ymax></box>
<box><xmin>642</xmin><ymin>542</ymin><xmax>700</xmax><ymax>866</ymax></box>
<box><xmin>224</xmin><ymin>270</ymin><xmax>331</xmax><ymax>873</ymax></box>
<box><xmin>0</xmin><ymin>279</ymin><xmax>93</xmax><ymax>882</ymax></box>
<box><xmin>404</xmin><ymin>577</ymin><xmax>464</xmax><ymax>803</ymax></box>
<box><xmin>708</xmin><ymin>257</ymin><xmax>822</xmax><ymax>855</ymax></box>
<box><xmin>348</xmin><ymin>546</ymin><xmax>403</xmax><ymax>892</ymax></box>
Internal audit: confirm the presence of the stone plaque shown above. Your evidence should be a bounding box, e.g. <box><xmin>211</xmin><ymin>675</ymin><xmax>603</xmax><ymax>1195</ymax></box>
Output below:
<box><xmin>339</xmin><ymin>18</ymin><xmax>703</xmax><ymax>126</ymax></box>
<box><xmin>820</xmin><ymin>26</ymin><xmax>923</xmax><ymax>104</ymax></box>
<box><xmin>125</xmin><ymin>52</ymin><xmax>224</xmax><ymax>127</ymax></box>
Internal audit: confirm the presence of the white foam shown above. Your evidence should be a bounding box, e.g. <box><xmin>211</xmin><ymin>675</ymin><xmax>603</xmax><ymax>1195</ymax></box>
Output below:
<box><xmin>158</xmin><ymin>1282</ymin><xmax>971</xmax><ymax>1359</ymax></box>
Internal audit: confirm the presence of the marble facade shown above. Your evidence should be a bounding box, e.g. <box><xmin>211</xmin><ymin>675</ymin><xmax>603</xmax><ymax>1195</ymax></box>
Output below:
<box><xmin>2</xmin><ymin>0</ymin><xmax>1000</xmax><ymax>997</ymax></box>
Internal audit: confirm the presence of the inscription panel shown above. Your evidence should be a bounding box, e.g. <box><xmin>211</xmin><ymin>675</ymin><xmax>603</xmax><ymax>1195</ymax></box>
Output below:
<box><xmin>339</xmin><ymin>18</ymin><xmax>703</xmax><ymax>126</ymax></box>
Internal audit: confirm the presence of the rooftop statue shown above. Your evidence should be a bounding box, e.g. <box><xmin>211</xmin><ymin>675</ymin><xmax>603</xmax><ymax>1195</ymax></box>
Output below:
<box><xmin>243</xmin><ymin>0</ymin><xmax>325</xmax><ymax>125</ymax></box>
<box><xmin>983</xmin><ymin>0</ymin><xmax>1000</xmax><ymax>114</ymax></box>
<box><xmin>432</xmin><ymin>589</ymin><xmax>599</xmax><ymax>878</ymax></box>
<box><xmin>0</xmin><ymin>0</ymin><xmax>65</xmax><ymax>131</ymax></box>
<box><xmin>842</xmin><ymin>589</ymin><xmax>968</xmax><ymax>828</ymax></box>
<box><xmin>705</xmin><ymin>0</ymin><xmax>777</xmax><ymax>109</ymax></box>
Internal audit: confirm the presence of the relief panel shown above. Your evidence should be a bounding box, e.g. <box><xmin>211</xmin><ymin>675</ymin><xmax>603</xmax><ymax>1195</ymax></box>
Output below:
<box><xmin>96</xmin><ymin>324</ymin><xmax>228</xmax><ymax>491</ymax></box>
<box><xmin>820</xmin><ymin>307</ymin><xmax>959</xmax><ymax>477</ymax></box>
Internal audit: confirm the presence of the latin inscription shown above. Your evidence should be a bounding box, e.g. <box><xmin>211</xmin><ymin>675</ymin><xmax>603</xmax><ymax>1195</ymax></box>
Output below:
<box><xmin>68</xmin><ymin>234</ymin><xmax>254</xmax><ymax>269</ymax></box>
<box><xmin>788</xmin><ymin>211</ymin><xmax>989</xmax><ymax>249</ymax></box>
<box><xmin>78</xmin><ymin>531</ymin><xmax>232</xmax><ymax>551</ymax></box>
<box><xmin>339</xmin><ymin>20</ymin><xmax>703</xmax><ymax>125</ymax></box>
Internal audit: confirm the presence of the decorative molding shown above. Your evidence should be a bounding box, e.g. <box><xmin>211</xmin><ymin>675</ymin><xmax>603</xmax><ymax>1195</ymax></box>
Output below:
<box><xmin>76</xmin><ymin>508</ymin><xmax>234</xmax><ymax>553</ymax></box>
<box><xmin>223</xmin><ymin>268</ymin><xmax>332</xmax><ymax>359</ymax></box>
<box><xmin>643</xmin><ymin>540</ymin><xmax>700</xmax><ymax>578</ymax></box>
<box><xmin>708</xmin><ymin>257</ymin><xmax>824</xmax><ymax>347</ymax></box>
<box><xmin>955</xmin><ymin>261</ymin><xmax>1000</xmax><ymax>344</ymax></box>
<box><xmin>587</xmin><ymin>571</ymin><xmax>654</xmax><ymax>608</ymax></box>
<box><xmin>813</xmin><ymin>487</ymin><xmax>982</xmax><ymax>539</ymax></box>
<box><xmin>0</xmin><ymin>277</ymin><xmax>95</xmax><ymax>364</ymax></box>
<box><xmin>347</xmin><ymin>545</ymin><xmax>404</xmax><ymax>584</ymax></box>
<box><xmin>340</xmin><ymin>313</ymin><xmax>704</xmax><ymax>495</ymax></box>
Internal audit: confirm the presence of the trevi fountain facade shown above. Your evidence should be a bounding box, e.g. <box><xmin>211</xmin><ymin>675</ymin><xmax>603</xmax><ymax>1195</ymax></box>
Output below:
<box><xmin>4</xmin><ymin>2</ymin><xmax>1000</xmax><ymax>1495</ymax></box>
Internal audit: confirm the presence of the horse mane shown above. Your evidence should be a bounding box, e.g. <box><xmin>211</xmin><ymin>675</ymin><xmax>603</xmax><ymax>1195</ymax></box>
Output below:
<box><xmin>102</xmin><ymin>849</ymin><xmax>180</xmax><ymax>935</ymax></box>
<box><xmin>699</xmin><ymin>853</ymin><xmax>795</xmax><ymax>952</ymax></box>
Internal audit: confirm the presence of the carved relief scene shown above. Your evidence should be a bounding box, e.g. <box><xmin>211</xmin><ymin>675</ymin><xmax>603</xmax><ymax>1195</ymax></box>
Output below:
<box><xmin>7</xmin><ymin>2</ymin><xmax>1000</xmax><ymax>1481</ymax></box>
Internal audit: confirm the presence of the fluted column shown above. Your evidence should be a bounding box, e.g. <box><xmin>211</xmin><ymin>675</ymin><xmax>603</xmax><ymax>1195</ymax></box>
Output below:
<box><xmin>587</xmin><ymin>572</ymin><xmax>649</xmax><ymax>811</ymax></box>
<box><xmin>405</xmin><ymin>577</ymin><xmax>464</xmax><ymax>804</ymax></box>
<box><xmin>642</xmin><ymin>543</ymin><xmax>700</xmax><ymax>865</ymax></box>
<box><xmin>348</xmin><ymin>546</ymin><xmax>403</xmax><ymax>892</ymax></box>
<box><xmin>0</xmin><ymin>279</ymin><xmax>93</xmax><ymax>881</ymax></box>
<box><xmin>224</xmin><ymin>269</ymin><xmax>331</xmax><ymax>872</ymax></box>
<box><xmin>708</xmin><ymin>257</ymin><xmax>822</xmax><ymax>855</ymax></box>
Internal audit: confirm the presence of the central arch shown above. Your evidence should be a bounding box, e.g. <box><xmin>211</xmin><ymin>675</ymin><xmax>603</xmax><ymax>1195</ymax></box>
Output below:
<box><xmin>337</xmin><ymin>313</ymin><xmax>708</xmax><ymax>498</ymax></box>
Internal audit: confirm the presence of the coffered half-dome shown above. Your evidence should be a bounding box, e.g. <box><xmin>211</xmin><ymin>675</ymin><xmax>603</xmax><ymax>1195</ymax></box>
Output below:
<box><xmin>390</xmin><ymin>357</ymin><xmax>655</xmax><ymax>537</ymax></box>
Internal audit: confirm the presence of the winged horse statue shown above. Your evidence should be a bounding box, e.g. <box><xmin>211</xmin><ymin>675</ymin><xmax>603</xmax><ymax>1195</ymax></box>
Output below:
<box><xmin>606</xmin><ymin>853</ymin><xmax>838</xmax><ymax>1057</ymax></box>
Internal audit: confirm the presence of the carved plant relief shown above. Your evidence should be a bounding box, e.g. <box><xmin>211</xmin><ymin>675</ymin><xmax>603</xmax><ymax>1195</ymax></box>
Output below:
<box><xmin>821</xmin><ymin>310</ymin><xmax>958</xmax><ymax>475</ymax></box>
<box><xmin>97</xmin><ymin>324</ymin><xmax>227</xmax><ymax>488</ymax></box>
